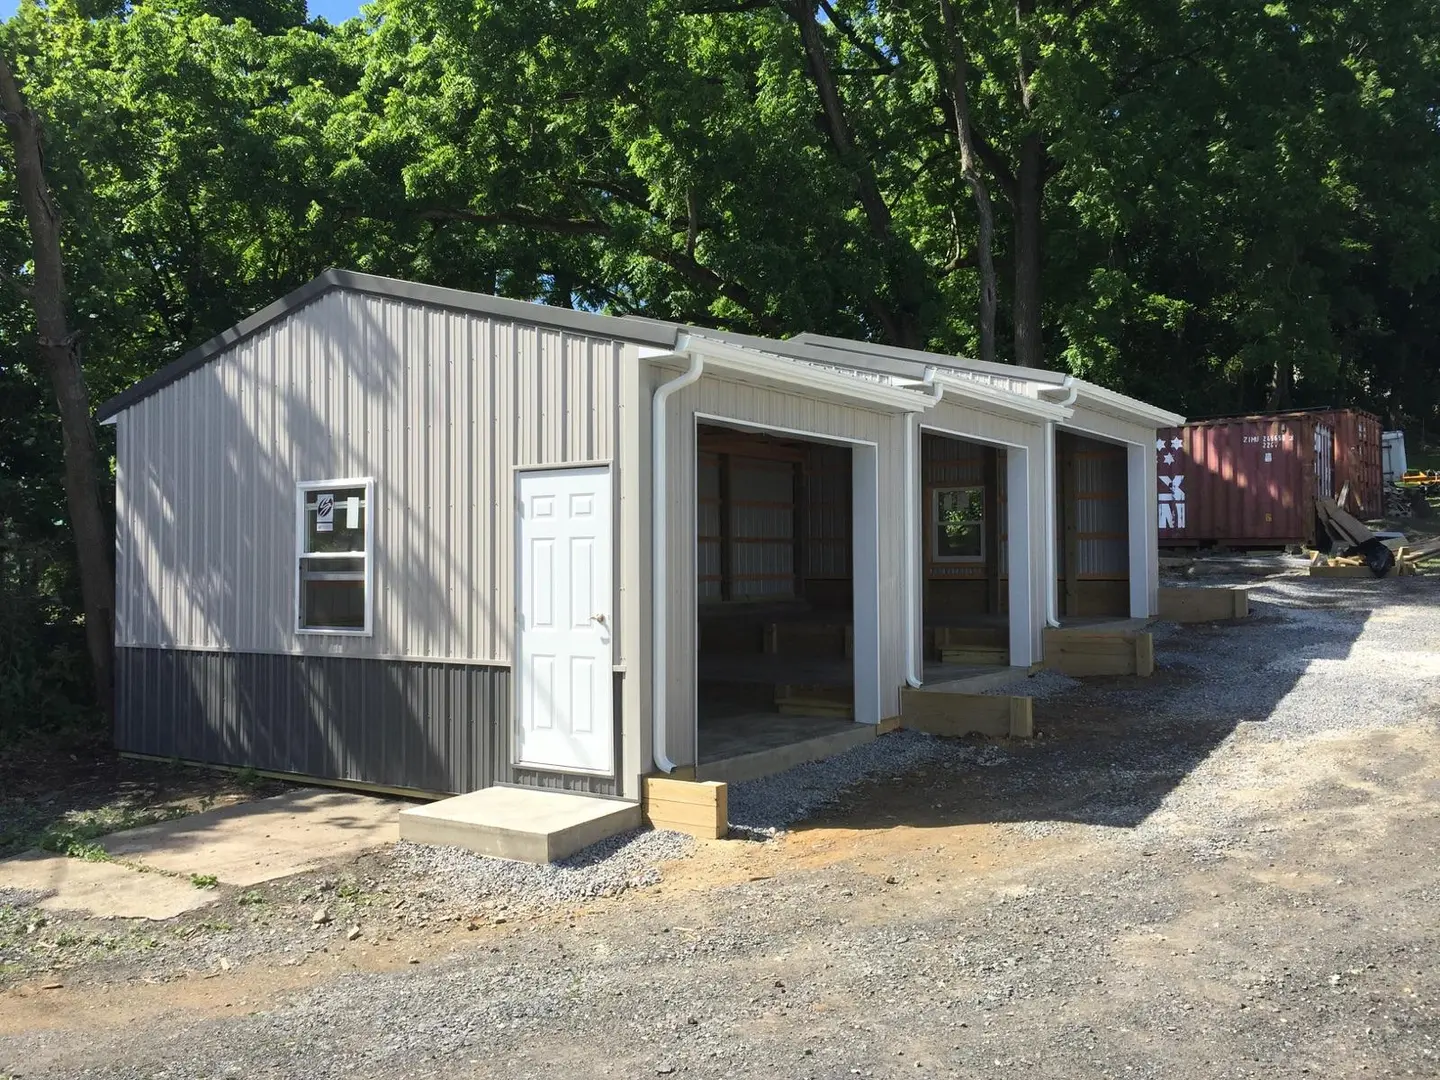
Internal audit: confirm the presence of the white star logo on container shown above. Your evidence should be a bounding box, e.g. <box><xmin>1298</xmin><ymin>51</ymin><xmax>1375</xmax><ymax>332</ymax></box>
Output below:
<box><xmin>1155</xmin><ymin>438</ymin><xmax>1165</xmax><ymax>451</ymax></box>
<box><xmin>1170</xmin><ymin>437</ymin><xmax>1183</xmax><ymax>450</ymax></box>
<box><xmin>1163</xmin><ymin>453</ymin><xmax>1175</xmax><ymax>465</ymax></box>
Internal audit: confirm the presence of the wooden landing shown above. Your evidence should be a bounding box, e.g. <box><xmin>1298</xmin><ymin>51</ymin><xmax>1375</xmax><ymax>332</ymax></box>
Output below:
<box><xmin>899</xmin><ymin>688</ymin><xmax>1033</xmax><ymax>739</ymax></box>
<box><xmin>1043</xmin><ymin>626</ymin><xmax>1154</xmax><ymax>677</ymax></box>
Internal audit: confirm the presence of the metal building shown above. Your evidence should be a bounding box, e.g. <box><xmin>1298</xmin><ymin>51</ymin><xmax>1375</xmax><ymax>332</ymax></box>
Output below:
<box><xmin>98</xmin><ymin>270</ymin><xmax>1182</xmax><ymax>809</ymax></box>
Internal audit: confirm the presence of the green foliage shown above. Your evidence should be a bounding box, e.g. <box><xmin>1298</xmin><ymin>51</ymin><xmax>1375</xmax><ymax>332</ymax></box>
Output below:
<box><xmin>189</xmin><ymin>873</ymin><xmax>219</xmax><ymax>889</ymax></box>
<box><xmin>1</xmin><ymin>798</ymin><xmax>190</xmax><ymax>859</ymax></box>
<box><xmin>3</xmin><ymin>0</ymin><xmax>1440</xmax><ymax>728</ymax></box>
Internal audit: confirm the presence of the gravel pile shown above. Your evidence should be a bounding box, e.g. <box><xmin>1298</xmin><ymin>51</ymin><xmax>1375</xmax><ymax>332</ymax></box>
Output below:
<box><xmin>726</xmin><ymin>731</ymin><xmax>1003</xmax><ymax>839</ymax></box>
<box><xmin>980</xmin><ymin>668</ymin><xmax>1080</xmax><ymax>699</ymax></box>
<box><xmin>1029</xmin><ymin>574</ymin><xmax>1440</xmax><ymax>853</ymax></box>
<box><xmin>388</xmin><ymin>827</ymin><xmax>695</xmax><ymax>913</ymax></box>
<box><xmin>1080</xmin><ymin>576</ymin><xmax>1440</xmax><ymax>741</ymax></box>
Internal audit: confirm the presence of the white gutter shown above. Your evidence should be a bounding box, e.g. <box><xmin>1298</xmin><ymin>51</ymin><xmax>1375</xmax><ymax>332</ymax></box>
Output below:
<box><xmin>1045</xmin><ymin>376</ymin><xmax>1079</xmax><ymax>629</ymax></box>
<box><xmin>905</xmin><ymin>367</ymin><xmax>944</xmax><ymax>688</ymax></box>
<box><xmin>650</xmin><ymin>336</ymin><xmax>700</xmax><ymax>775</ymax></box>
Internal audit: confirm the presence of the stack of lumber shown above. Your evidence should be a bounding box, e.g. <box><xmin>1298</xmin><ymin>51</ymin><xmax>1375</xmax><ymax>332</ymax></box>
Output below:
<box><xmin>1308</xmin><ymin>541</ymin><xmax>1436</xmax><ymax>577</ymax></box>
<box><xmin>1393</xmin><ymin>540</ymin><xmax>1440</xmax><ymax>575</ymax></box>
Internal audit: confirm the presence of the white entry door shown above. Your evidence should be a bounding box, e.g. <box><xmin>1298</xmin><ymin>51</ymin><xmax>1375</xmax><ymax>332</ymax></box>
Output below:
<box><xmin>515</xmin><ymin>466</ymin><xmax>614</xmax><ymax>774</ymax></box>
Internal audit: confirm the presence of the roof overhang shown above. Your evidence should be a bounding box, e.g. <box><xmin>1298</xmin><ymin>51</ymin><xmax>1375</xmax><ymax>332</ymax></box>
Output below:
<box><xmin>788</xmin><ymin>331</ymin><xmax>1070</xmax><ymax>386</ymax></box>
<box><xmin>667</xmin><ymin>334</ymin><xmax>935</xmax><ymax>413</ymax></box>
<box><xmin>1050</xmin><ymin>381</ymin><xmax>1185</xmax><ymax>428</ymax></box>
<box><xmin>932</xmin><ymin>372</ymin><xmax>1073</xmax><ymax>423</ymax></box>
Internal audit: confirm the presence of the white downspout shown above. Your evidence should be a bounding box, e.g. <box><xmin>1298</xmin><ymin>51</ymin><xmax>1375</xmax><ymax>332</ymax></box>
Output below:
<box><xmin>651</xmin><ymin>337</ymin><xmax>701</xmax><ymax>774</ymax></box>
<box><xmin>906</xmin><ymin>366</ymin><xmax>944</xmax><ymax>688</ymax></box>
<box><xmin>1045</xmin><ymin>377</ymin><xmax>1079</xmax><ymax>629</ymax></box>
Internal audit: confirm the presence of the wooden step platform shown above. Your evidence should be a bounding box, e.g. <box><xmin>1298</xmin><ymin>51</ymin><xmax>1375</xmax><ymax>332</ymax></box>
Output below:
<box><xmin>1042</xmin><ymin>626</ymin><xmax>1154</xmax><ymax>677</ymax></box>
<box><xmin>900</xmin><ymin>688</ymin><xmax>1033</xmax><ymax>739</ymax></box>
<box><xmin>933</xmin><ymin>626</ymin><xmax>1010</xmax><ymax>666</ymax></box>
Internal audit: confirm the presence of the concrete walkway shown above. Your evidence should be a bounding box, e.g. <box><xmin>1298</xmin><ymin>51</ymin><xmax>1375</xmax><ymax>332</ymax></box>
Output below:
<box><xmin>0</xmin><ymin>789</ymin><xmax>402</xmax><ymax>920</ymax></box>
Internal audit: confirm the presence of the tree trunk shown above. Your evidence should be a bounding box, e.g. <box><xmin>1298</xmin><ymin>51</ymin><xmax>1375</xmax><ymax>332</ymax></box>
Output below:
<box><xmin>789</xmin><ymin>1</ymin><xmax>926</xmax><ymax>348</ymax></box>
<box><xmin>0</xmin><ymin>54</ymin><xmax>115</xmax><ymax>716</ymax></box>
<box><xmin>1012</xmin><ymin>132</ymin><xmax>1044</xmax><ymax>369</ymax></box>
<box><xmin>1010</xmin><ymin>0</ymin><xmax>1045</xmax><ymax>369</ymax></box>
<box><xmin>939</xmin><ymin>0</ymin><xmax>1000</xmax><ymax>365</ymax></box>
<box><xmin>1267</xmin><ymin>356</ymin><xmax>1294</xmax><ymax>410</ymax></box>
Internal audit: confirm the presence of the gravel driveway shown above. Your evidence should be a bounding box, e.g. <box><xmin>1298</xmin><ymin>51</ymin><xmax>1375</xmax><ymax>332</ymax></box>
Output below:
<box><xmin>3</xmin><ymin>571</ymin><xmax>1438</xmax><ymax>1079</ymax></box>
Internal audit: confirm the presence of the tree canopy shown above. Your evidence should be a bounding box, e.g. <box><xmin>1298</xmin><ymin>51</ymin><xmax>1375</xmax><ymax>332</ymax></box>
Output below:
<box><xmin>3</xmin><ymin>0</ymin><xmax>1439</xmax><ymax>726</ymax></box>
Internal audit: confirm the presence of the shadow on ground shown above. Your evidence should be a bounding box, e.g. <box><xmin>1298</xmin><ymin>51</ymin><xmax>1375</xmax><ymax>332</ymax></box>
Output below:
<box><xmin>786</xmin><ymin>590</ymin><xmax>1377</xmax><ymax>836</ymax></box>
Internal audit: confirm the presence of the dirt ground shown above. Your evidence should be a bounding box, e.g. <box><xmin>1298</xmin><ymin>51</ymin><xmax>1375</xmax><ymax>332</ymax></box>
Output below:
<box><xmin>2</xmin><ymin>574</ymin><xmax>1438</xmax><ymax>1079</ymax></box>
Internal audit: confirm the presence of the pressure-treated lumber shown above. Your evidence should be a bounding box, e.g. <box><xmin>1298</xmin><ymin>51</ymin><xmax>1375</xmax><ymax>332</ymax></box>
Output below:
<box><xmin>642</xmin><ymin>777</ymin><xmax>728</xmax><ymax>839</ymax></box>
<box><xmin>899</xmin><ymin>690</ymin><xmax>1033</xmax><ymax>739</ymax></box>
<box><xmin>933</xmin><ymin>626</ymin><xmax>1009</xmax><ymax>666</ymax></box>
<box><xmin>1157</xmin><ymin>586</ymin><xmax>1250</xmax><ymax>623</ymax></box>
<box><xmin>1043</xmin><ymin>628</ymin><xmax>1155</xmax><ymax>677</ymax></box>
<box><xmin>1308</xmin><ymin>563</ymin><xmax>1376</xmax><ymax>578</ymax></box>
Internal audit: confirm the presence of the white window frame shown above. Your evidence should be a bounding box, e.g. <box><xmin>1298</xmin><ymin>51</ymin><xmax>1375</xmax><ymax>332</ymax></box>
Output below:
<box><xmin>295</xmin><ymin>477</ymin><xmax>375</xmax><ymax>636</ymax></box>
<box><xmin>931</xmin><ymin>485</ymin><xmax>986</xmax><ymax>564</ymax></box>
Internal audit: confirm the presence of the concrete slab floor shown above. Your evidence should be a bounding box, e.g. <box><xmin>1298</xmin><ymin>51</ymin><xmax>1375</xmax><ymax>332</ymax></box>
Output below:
<box><xmin>99</xmin><ymin>789</ymin><xmax>403</xmax><ymax>888</ymax></box>
<box><xmin>697</xmin><ymin>708</ymin><xmax>859</xmax><ymax>764</ymax></box>
<box><xmin>0</xmin><ymin>851</ymin><xmax>216</xmax><ymax>921</ymax></box>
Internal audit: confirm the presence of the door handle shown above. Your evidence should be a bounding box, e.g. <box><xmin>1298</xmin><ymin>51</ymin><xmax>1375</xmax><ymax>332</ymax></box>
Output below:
<box><xmin>591</xmin><ymin>613</ymin><xmax>607</xmax><ymax>625</ymax></box>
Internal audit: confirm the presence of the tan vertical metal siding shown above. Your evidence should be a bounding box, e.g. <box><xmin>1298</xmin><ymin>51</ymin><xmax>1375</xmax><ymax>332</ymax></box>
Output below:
<box><xmin>803</xmin><ymin>444</ymin><xmax>851</xmax><ymax>580</ymax></box>
<box><xmin>114</xmin><ymin>290</ymin><xmax>625</xmax><ymax>663</ymax></box>
<box><xmin>659</xmin><ymin>369</ymin><xmax>911</xmax><ymax>767</ymax></box>
<box><xmin>1074</xmin><ymin>441</ymin><xmax>1130</xmax><ymax>578</ymax></box>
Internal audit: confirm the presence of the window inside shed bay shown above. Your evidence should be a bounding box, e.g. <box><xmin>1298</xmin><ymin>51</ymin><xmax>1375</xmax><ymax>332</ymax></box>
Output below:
<box><xmin>297</xmin><ymin>481</ymin><xmax>371</xmax><ymax>632</ymax></box>
<box><xmin>932</xmin><ymin>486</ymin><xmax>985</xmax><ymax>561</ymax></box>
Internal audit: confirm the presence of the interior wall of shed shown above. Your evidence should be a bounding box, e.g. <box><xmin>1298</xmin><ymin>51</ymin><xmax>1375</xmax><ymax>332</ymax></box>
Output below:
<box><xmin>695</xmin><ymin>425</ymin><xmax>858</xmax><ymax>760</ymax></box>
<box><xmin>922</xmin><ymin>433</ymin><xmax>1005</xmax><ymax>600</ymax></box>
<box><xmin>1056</xmin><ymin>430</ymin><xmax>1132</xmax><ymax>619</ymax></box>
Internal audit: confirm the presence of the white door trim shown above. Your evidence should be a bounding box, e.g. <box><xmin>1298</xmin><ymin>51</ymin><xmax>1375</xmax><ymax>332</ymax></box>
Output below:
<box><xmin>513</xmin><ymin>464</ymin><xmax>616</xmax><ymax>777</ymax></box>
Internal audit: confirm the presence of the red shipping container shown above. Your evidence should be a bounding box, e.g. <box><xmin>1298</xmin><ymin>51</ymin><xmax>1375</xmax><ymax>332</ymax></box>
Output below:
<box><xmin>1307</xmin><ymin>409</ymin><xmax>1382</xmax><ymax>518</ymax></box>
<box><xmin>1191</xmin><ymin>408</ymin><xmax>1383</xmax><ymax>518</ymax></box>
<box><xmin>1157</xmin><ymin>416</ymin><xmax>1334</xmax><ymax>548</ymax></box>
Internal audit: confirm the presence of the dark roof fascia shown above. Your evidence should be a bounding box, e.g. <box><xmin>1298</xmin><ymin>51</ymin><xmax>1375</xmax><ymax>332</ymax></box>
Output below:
<box><xmin>96</xmin><ymin>269</ymin><xmax>684</xmax><ymax>422</ymax></box>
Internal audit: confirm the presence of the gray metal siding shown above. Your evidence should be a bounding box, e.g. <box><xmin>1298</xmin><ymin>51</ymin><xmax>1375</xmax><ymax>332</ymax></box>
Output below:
<box><xmin>115</xmin><ymin>647</ymin><xmax>621</xmax><ymax>796</ymax></box>
<box><xmin>115</xmin><ymin>646</ymin><xmax>504</xmax><ymax>793</ymax></box>
<box><xmin>114</xmin><ymin>290</ymin><xmax>626</xmax><ymax>665</ymax></box>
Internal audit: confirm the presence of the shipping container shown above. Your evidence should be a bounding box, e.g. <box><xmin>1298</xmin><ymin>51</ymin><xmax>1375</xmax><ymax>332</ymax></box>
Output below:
<box><xmin>1156</xmin><ymin>416</ymin><xmax>1333</xmax><ymax>548</ymax></box>
<box><xmin>1193</xmin><ymin>407</ymin><xmax>1383</xmax><ymax>518</ymax></box>
<box><xmin>1306</xmin><ymin>409</ymin><xmax>1383</xmax><ymax>517</ymax></box>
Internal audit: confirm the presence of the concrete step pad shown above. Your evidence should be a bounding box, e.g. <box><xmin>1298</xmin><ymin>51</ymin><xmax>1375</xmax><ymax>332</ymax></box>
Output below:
<box><xmin>398</xmin><ymin>787</ymin><xmax>641</xmax><ymax>863</ymax></box>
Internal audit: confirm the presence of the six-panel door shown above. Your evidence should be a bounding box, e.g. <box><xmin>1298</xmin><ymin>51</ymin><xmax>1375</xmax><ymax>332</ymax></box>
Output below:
<box><xmin>515</xmin><ymin>466</ymin><xmax>614</xmax><ymax>774</ymax></box>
